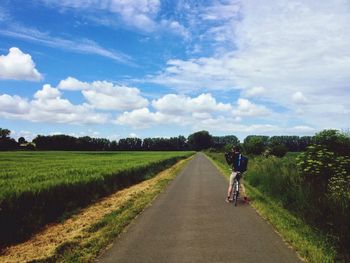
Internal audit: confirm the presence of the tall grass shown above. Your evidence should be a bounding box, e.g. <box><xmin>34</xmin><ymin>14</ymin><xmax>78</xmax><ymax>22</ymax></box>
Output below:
<box><xmin>245</xmin><ymin>154</ymin><xmax>311</xmax><ymax>214</ymax></box>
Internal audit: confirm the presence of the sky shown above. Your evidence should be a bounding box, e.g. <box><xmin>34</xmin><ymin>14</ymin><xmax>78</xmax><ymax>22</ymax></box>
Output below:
<box><xmin>0</xmin><ymin>0</ymin><xmax>349</xmax><ymax>142</ymax></box>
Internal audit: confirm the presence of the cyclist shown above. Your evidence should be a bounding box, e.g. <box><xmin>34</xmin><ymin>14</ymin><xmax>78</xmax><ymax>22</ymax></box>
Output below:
<box><xmin>225</xmin><ymin>145</ymin><xmax>249</xmax><ymax>203</ymax></box>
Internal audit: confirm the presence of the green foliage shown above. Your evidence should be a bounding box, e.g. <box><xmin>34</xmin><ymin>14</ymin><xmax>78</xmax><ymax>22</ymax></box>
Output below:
<box><xmin>0</xmin><ymin>128</ymin><xmax>11</xmax><ymax>139</ymax></box>
<box><xmin>0</xmin><ymin>127</ymin><xmax>18</xmax><ymax>150</ymax></box>
<box><xmin>245</xmin><ymin>155</ymin><xmax>308</xmax><ymax>212</ymax></box>
<box><xmin>243</xmin><ymin>135</ymin><xmax>268</xmax><ymax>155</ymax></box>
<box><xmin>296</xmin><ymin>130</ymin><xmax>350</xmax><ymax>253</ymax></box>
<box><xmin>268</xmin><ymin>142</ymin><xmax>288</xmax><ymax>157</ymax></box>
<box><xmin>18</xmin><ymin>137</ymin><xmax>27</xmax><ymax>144</ymax></box>
<box><xmin>314</xmin><ymin>129</ymin><xmax>350</xmax><ymax>156</ymax></box>
<box><xmin>212</xmin><ymin>135</ymin><xmax>239</xmax><ymax>151</ymax></box>
<box><xmin>187</xmin><ymin>130</ymin><xmax>213</xmax><ymax>151</ymax></box>
<box><xmin>327</xmin><ymin>155</ymin><xmax>350</xmax><ymax>211</ymax></box>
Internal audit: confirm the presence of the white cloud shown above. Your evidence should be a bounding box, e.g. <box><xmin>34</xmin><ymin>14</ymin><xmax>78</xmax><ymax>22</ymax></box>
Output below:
<box><xmin>34</xmin><ymin>84</ymin><xmax>61</xmax><ymax>100</ymax></box>
<box><xmin>0</xmin><ymin>47</ymin><xmax>42</xmax><ymax>81</ymax></box>
<box><xmin>152</xmin><ymin>93</ymin><xmax>232</xmax><ymax>115</ymax></box>
<box><xmin>201</xmin><ymin>2</ymin><xmax>240</xmax><ymax>21</ymax></box>
<box><xmin>148</xmin><ymin>56</ymin><xmax>238</xmax><ymax>91</ymax></box>
<box><xmin>129</xmin><ymin>133</ymin><xmax>138</xmax><ymax>138</ymax></box>
<box><xmin>292</xmin><ymin>91</ymin><xmax>308</xmax><ymax>105</ymax></box>
<box><xmin>57</xmin><ymin>77</ymin><xmax>149</xmax><ymax>111</ymax></box>
<box><xmin>233</xmin><ymin>98</ymin><xmax>271</xmax><ymax>117</ymax></box>
<box><xmin>243</xmin><ymin>86</ymin><xmax>265</xmax><ymax>97</ymax></box>
<box><xmin>0</xmin><ymin>85</ymin><xmax>108</xmax><ymax>124</ymax></box>
<box><xmin>146</xmin><ymin>0</ymin><xmax>350</xmax><ymax>130</ymax></box>
<box><xmin>82</xmin><ymin>81</ymin><xmax>149</xmax><ymax>111</ymax></box>
<box><xmin>36</xmin><ymin>0</ymin><xmax>190</xmax><ymax>39</ymax></box>
<box><xmin>116</xmin><ymin>108</ymin><xmax>166</xmax><ymax>128</ymax></box>
<box><xmin>39</xmin><ymin>0</ymin><xmax>160</xmax><ymax>31</ymax></box>
<box><xmin>192</xmin><ymin>117</ymin><xmax>316</xmax><ymax>137</ymax></box>
<box><xmin>115</xmin><ymin>93</ymin><xmax>277</xmax><ymax>130</ymax></box>
<box><xmin>0</xmin><ymin>27</ymin><xmax>131</xmax><ymax>63</ymax></box>
<box><xmin>57</xmin><ymin>77</ymin><xmax>90</xmax><ymax>90</ymax></box>
<box><xmin>0</xmin><ymin>94</ymin><xmax>30</xmax><ymax>114</ymax></box>
<box><xmin>160</xmin><ymin>19</ymin><xmax>190</xmax><ymax>39</ymax></box>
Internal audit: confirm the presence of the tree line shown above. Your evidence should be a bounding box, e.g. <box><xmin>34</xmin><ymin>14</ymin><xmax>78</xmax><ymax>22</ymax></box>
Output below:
<box><xmin>1</xmin><ymin>127</ymin><xmax>315</xmax><ymax>153</ymax></box>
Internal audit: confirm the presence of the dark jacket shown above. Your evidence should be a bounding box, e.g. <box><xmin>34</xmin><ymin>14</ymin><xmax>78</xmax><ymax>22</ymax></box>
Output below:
<box><xmin>225</xmin><ymin>152</ymin><xmax>248</xmax><ymax>172</ymax></box>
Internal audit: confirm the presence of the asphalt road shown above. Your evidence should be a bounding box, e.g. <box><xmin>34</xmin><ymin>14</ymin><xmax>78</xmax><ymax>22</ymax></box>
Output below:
<box><xmin>97</xmin><ymin>153</ymin><xmax>302</xmax><ymax>263</ymax></box>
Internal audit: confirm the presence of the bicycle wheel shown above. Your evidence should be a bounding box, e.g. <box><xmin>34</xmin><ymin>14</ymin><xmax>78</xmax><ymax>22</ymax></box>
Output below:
<box><xmin>233</xmin><ymin>181</ymin><xmax>239</xmax><ymax>206</ymax></box>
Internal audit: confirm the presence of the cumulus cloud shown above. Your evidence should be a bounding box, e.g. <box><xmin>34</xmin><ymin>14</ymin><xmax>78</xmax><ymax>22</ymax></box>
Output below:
<box><xmin>233</xmin><ymin>98</ymin><xmax>271</xmax><ymax>117</ymax></box>
<box><xmin>114</xmin><ymin>92</ymin><xmax>278</xmax><ymax>130</ymax></box>
<box><xmin>83</xmin><ymin>83</ymin><xmax>149</xmax><ymax>111</ymax></box>
<box><xmin>0</xmin><ymin>94</ymin><xmax>30</xmax><ymax>114</ymax></box>
<box><xmin>0</xmin><ymin>85</ymin><xmax>108</xmax><ymax>124</ymax></box>
<box><xmin>34</xmin><ymin>84</ymin><xmax>61</xmax><ymax>100</ymax></box>
<box><xmin>57</xmin><ymin>77</ymin><xmax>90</xmax><ymax>90</ymax></box>
<box><xmin>0</xmin><ymin>47</ymin><xmax>42</xmax><ymax>81</ymax></box>
<box><xmin>116</xmin><ymin>108</ymin><xmax>166</xmax><ymax>128</ymax></box>
<box><xmin>152</xmin><ymin>93</ymin><xmax>232</xmax><ymax>115</ymax></box>
<box><xmin>57</xmin><ymin>77</ymin><xmax>149</xmax><ymax>111</ymax></box>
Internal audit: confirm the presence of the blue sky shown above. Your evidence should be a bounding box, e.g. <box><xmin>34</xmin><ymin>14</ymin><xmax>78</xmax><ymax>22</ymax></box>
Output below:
<box><xmin>0</xmin><ymin>0</ymin><xmax>349</xmax><ymax>141</ymax></box>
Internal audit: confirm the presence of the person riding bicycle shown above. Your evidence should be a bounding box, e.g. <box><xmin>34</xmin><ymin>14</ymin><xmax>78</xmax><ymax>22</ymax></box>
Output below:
<box><xmin>225</xmin><ymin>145</ymin><xmax>249</xmax><ymax>203</ymax></box>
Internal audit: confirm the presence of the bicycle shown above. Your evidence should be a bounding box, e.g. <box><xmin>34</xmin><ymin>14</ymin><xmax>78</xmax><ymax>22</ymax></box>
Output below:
<box><xmin>230</xmin><ymin>172</ymin><xmax>241</xmax><ymax>206</ymax></box>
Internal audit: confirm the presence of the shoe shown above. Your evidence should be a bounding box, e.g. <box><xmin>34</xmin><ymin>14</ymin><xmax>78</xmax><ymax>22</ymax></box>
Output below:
<box><xmin>244</xmin><ymin>196</ymin><xmax>250</xmax><ymax>203</ymax></box>
<box><xmin>225</xmin><ymin>197</ymin><xmax>230</xmax><ymax>203</ymax></box>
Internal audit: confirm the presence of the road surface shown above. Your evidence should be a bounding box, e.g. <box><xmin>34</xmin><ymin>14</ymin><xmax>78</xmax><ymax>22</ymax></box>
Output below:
<box><xmin>97</xmin><ymin>153</ymin><xmax>301</xmax><ymax>263</ymax></box>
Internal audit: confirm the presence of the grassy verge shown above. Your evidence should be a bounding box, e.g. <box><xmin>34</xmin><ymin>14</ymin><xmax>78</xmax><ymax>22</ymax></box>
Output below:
<box><xmin>1</xmin><ymin>156</ymin><xmax>193</xmax><ymax>263</ymax></box>
<box><xmin>205</xmin><ymin>152</ymin><xmax>337</xmax><ymax>263</ymax></box>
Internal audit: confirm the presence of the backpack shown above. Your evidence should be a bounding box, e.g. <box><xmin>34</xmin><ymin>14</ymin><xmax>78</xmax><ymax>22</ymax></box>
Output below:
<box><xmin>237</xmin><ymin>154</ymin><xmax>248</xmax><ymax>173</ymax></box>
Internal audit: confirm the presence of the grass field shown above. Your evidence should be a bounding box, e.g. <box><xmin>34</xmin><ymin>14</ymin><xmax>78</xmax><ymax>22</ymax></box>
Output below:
<box><xmin>0</xmin><ymin>151</ymin><xmax>193</xmax><ymax>200</ymax></box>
<box><xmin>0</xmin><ymin>151</ymin><xmax>194</xmax><ymax>246</ymax></box>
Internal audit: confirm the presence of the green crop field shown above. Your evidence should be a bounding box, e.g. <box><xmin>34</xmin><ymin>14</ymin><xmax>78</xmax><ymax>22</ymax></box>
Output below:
<box><xmin>0</xmin><ymin>151</ymin><xmax>192</xmax><ymax>200</ymax></box>
<box><xmin>0</xmin><ymin>151</ymin><xmax>194</xmax><ymax>246</ymax></box>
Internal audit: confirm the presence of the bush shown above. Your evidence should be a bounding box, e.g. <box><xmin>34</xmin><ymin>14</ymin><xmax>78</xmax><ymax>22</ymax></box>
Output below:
<box><xmin>269</xmin><ymin>143</ymin><xmax>288</xmax><ymax>157</ymax></box>
<box><xmin>296</xmin><ymin>130</ymin><xmax>350</xmax><ymax>251</ymax></box>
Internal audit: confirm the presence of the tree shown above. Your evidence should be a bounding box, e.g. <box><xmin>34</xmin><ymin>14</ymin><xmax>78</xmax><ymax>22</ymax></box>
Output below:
<box><xmin>314</xmin><ymin>129</ymin><xmax>350</xmax><ymax>156</ymax></box>
<box><xmin>243</xmin><ymin>135</ymin><xmax>268</xmax><ymax>155</ymax></box>
<box><xmin>212</xmin><ymin>135</ymin><xmax>239</xmax><ymax>151</ymax></box>
<box><xmin>187</xmin><ymin>131</ymin><xmax>213</xmax><ymax>151</ymax></box>
<box><xmin>18</xmin><ymin>137</ymin><xmax>27</xmax><ymax>144</ymax></box>
<box><xmin>0</xmin><ymin>128</ymin><xmax>18</xmax><ymax>150</ymax></box>
<box><xmin>0</xmin><ymin>128</ymin><xmax>11</xmax><ymax>139</ymax></box>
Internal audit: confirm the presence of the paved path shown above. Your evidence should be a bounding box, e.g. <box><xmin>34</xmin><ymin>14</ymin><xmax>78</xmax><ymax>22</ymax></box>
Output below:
<box><xmin>97</xmin><ymin>153</ymin><xmax>301</xmax><ymax>263</ymax></box>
